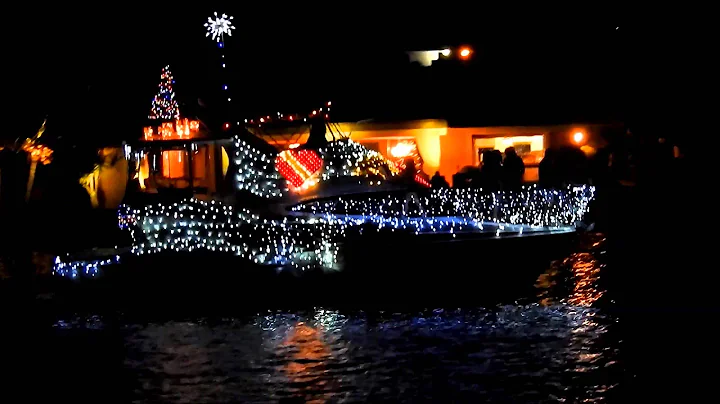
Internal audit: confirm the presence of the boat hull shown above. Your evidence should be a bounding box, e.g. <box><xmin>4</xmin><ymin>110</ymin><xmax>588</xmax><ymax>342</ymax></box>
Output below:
<box><xmin>41</xmin><ymin>230</ymin><xmax>577</xmax><ymax>312</ymax></box>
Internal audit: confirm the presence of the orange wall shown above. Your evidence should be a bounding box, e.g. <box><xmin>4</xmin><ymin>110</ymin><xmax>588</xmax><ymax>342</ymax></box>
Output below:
<box><xmin>439</xmin><ymin>127</ymin><xmax>550</xmax><ymax>184</ymax></box>
<box><xmin>439</xmin><ymin>125</ymin><xmax>609</xmax><ymax>185</ymax></box>
<box><xmin>256</xmin><ymin>121</ymin><xmax>619</xmax><ymax>185</ymax></box>
<box><xmin>162</xmin><ymin>150</ymin><xmax>186</xmax><ymax>179</ymax></box>
<box><xmin>439</xmin><ymin>130</ymin><xmax>473</xmax><ymax>179</ymax></box>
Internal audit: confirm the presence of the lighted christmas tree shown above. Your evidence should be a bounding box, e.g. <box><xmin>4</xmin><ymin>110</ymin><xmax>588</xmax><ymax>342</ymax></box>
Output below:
<box><xmin>148</xmin><ymin>65</ymin><xmax>180</xmax><ymax>120</ymax></box>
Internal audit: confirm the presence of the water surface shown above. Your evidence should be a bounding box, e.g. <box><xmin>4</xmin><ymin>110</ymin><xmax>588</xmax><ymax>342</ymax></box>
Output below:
<box><xmin>26</xmin><ymin>234</ymin><xmax>627</xmax><ymax>402</ymax></box>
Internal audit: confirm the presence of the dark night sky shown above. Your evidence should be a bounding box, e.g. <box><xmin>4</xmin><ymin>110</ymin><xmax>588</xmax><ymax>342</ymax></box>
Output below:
<box><xmin>7</xmin><ymin>5</ymin><xmax>686</xmax><ymax>144</ymax></box>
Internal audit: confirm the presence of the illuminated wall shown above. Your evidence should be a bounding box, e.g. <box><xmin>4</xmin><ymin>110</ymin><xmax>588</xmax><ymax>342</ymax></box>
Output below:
<box><xmin>350</xmin><ymin>121</ymin><xmax>447</xmax><ymax>176</ymax></box>
<box><xmin>255</xmin><ymin>121</ymin><xmax>617</xmax><ymax>185</ymax></box>
<box><xmin>440</xmin><ymin>128</ymin><xmax>548</xmax><ymax>185</ymax></box>
<box><xmin>162</xmin><ymin>150</ymin><xmax>186</xmax><ymax>179</ymax></box>
<box><xmin>472</xmin><ymin>135</ymin><xmax>545</xmax><ymax>166</ymax></box>
<box><xmin>412</xmin><ymin>129</ymin><xmax>443</xmax><ymax>175</ymax></box>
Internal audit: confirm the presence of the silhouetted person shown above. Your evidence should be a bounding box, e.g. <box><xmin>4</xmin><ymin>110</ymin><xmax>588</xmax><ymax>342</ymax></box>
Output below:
<box><xmin>451</xmin><ymin>171</ymin><xmax>465</xmax><ymax>188</ymax></box>
<box><xmin>452</xmin><ymin>167</ymin><xmax>472</xmax><ymax>188</ymax></box>
<box><xmin>539</xmin><ymin>148</ymin><xmax>557</xmax><ymax>188</ymax></box>
<box><xmin>502</xmin><ymin>147</ymin><xmax>525</xmax><ymax>190</ymax></box>
<box><xmin>479</xmin><ymin>150</ymin><xmax>502</xmax><ymax>191</ymax></box>
<box><xmin>304</xmin><ymin>115</ymin><xmax>329</xmax><ymax>149</ymax></box>
<box><xmin>562</xmin><ymin>147</ymin><xmax>589</xmax><ymax>185</ymax></box>
<box><xmin>590</xmin><ymin>148</ymin><xmax>614</xmax><ymax>188</ymax></box>
<box><xmin>637</xmin><ymin>137</ymin><xmax>675</xmax><ymax>187</ymax></box>
<box><xmin>430</xmin><ymin>171</ymin><xmax>449</xmax><ymax>188</ymax></box>
<box><xmin>397</xmin><ymin>158</ymin><xmax>423</xmax><ymax>191</ymax></box>
<box><xmin>548</xmin><ymin>147</ymin><xmax>588</xmax><ymax>187</ymax></box>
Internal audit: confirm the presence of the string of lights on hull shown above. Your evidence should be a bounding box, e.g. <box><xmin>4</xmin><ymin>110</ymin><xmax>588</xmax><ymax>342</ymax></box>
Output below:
<box><xmin>291</xmin><ymin>185</ymin><xmax>596</xmax><ymax>229</ymax></box>
<box><xmin>121</xmin><ymin>186</ymin><xmax>590</xmax><ymax>258</ymax></box>
<box><xmin>118</xmin><ymin>198</ymin><xmax>341</xmax><ymax>272</ymax></box>
<box><xmin>53</xmin><ymin>255</ymin><xmax>121</xmax><ymax>279</ymax></box>
<box><xmin>52</xmin><ymin>185</ymin><xmax>595</xmax><ymax>278</ymax></box>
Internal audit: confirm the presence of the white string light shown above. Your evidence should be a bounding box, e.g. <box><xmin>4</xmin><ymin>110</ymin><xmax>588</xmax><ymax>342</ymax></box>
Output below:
<box><xmin>118</xmin><ymin>199</ymin><xmax>341</xmax><ymax>272</ymax></box>
<box><xmin>54</xmin><ymin>184</ymin><xmax>593</xmax><ymax>278</ymax></box>
<box><xmin>233</xmin><ymin>136</ymin><xmax>287</xmax><ymax>198</ymax></box>
<box><xmin>52</xmin><ymin>255</ymin><xmax>121</xmax><ymax>279</ymax></box>
<box><xmin>292</xmin><ymin>185</ymin><xmax>595</xmax><ymax>228</ymax></box>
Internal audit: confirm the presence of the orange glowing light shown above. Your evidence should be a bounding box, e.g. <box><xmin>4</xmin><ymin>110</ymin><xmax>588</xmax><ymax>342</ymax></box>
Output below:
<box><xmin>459</xmin><ymin>47</ymin><xmax>472</xmax><ymax>59</ymax></box>
<box><xmin>573</xmin><ymin>131</ymin><xmax>585</xmax><ymax>144</ymax></box>
<box><xmin>281</xmin><ymin>322</ymin><xmax>332</xmax><ymax>401</ymax></box>
<box><xmin>143</xmin><ymin>118</ymin><xmax>200</xmax><ymax>141</ymax></box>
<box><xmin>390</xmin><ymin>141</ymin><xmax>415</xmax><ymax>158</ymax></box>
<box><xmin>22</xmin><ymin>142</ymin><xmax>53</xmax><ymax>165</ymax></box>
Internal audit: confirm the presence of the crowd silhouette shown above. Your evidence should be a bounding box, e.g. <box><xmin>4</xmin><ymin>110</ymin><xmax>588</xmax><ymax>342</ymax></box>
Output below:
<box><xmin>428</xmin><ymin>138</ymin><xmax>685</xmax><ymax>193</ymax></box>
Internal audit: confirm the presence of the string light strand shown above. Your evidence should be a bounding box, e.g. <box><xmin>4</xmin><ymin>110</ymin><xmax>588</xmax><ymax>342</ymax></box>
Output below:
<box><xmin>243</xmin><ymin>102</ymin><xmax>332</xmax><ymax>126</ymax></box>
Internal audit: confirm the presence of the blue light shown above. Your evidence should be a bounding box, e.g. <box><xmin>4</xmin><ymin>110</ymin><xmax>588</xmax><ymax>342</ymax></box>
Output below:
<box><xmin>218</xmin><ymin>42</ymin><xmax>224</xmax><ymax>48</ymax></box>
<box><xmin>223</xmin><ymin>85</ymin><xmax>228</xmax><ymax>90</ymax></box>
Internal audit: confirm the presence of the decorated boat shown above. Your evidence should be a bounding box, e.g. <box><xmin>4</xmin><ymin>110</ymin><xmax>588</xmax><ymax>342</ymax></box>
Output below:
<box><xmin>51</xmin><ymin>90</ymin><xmax>596</xmax><ymax>280</ymax></box>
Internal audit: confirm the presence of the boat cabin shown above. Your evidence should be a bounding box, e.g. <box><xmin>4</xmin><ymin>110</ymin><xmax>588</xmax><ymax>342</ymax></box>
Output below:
<box><xmin>125</xmin><ymin>118</ymin><xmax>233</xmax><ymax>201</ymax></box>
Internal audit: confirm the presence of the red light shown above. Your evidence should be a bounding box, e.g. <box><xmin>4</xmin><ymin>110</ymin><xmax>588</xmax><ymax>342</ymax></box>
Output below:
<box><xmin>415</xmin><ymin>175</ymin><xmax>431</xmax><ymax>187</ymax></box>
<box><xmin>223</xmin><ymin>123</ymin><xmax>230</xmax><ymax>130</ymax></box>
<box><xmin>275</xmin><ymin>149</ymin><xmax>324</xmax><ymax>190</ymax></box>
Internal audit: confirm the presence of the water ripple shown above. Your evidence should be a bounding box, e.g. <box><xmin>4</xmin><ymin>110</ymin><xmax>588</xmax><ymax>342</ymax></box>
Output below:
<box><xmin>109</xmin><ymin>302</ymin><xmax>618</xmax><ymax>403</ymax></box>
<box><xmin>47</xmin><ymin>234</ymin><xmax>620</xmax><ymax>402</ymax></box>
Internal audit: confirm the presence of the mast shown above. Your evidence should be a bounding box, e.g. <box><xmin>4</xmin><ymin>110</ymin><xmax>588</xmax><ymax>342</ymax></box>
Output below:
<box><xmin>304</xmin><ymin>114</ymin><xmax>329</xmax><ymax>149</ymax></box>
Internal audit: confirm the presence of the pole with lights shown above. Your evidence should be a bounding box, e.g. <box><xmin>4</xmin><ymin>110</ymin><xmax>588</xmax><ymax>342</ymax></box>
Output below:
<box><xmin>204</xmin><ymin>12</ymin><xmax>235</xmax><ymax>108</ymax></box>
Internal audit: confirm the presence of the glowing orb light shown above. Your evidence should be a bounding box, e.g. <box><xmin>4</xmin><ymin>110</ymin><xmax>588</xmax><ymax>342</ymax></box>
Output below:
<box><xmin>573</xmin><ymin>131</ymin><xmax>585</xmax><ymax>144</ymax></box>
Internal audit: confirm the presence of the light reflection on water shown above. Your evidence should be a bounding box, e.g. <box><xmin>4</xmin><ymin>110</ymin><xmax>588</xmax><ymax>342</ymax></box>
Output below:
<box><xmin>51</xmin><ymin>235</ymin><xmax>621</xmax><ymax>402</ymax></box>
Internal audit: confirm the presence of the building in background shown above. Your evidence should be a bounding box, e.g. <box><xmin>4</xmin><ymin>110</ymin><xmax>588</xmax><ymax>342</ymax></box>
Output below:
<box><xmin>253</xmin><ymin>120</ymin><xmax>620</xmax><ymax>185</ymax></box>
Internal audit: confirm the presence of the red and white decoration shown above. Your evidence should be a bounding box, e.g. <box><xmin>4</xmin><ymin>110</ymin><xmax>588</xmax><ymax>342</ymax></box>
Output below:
<box><xmin>275</xmin><ymin>149</ymin><xmax>324</xmax><ymax>192</ymax></box>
